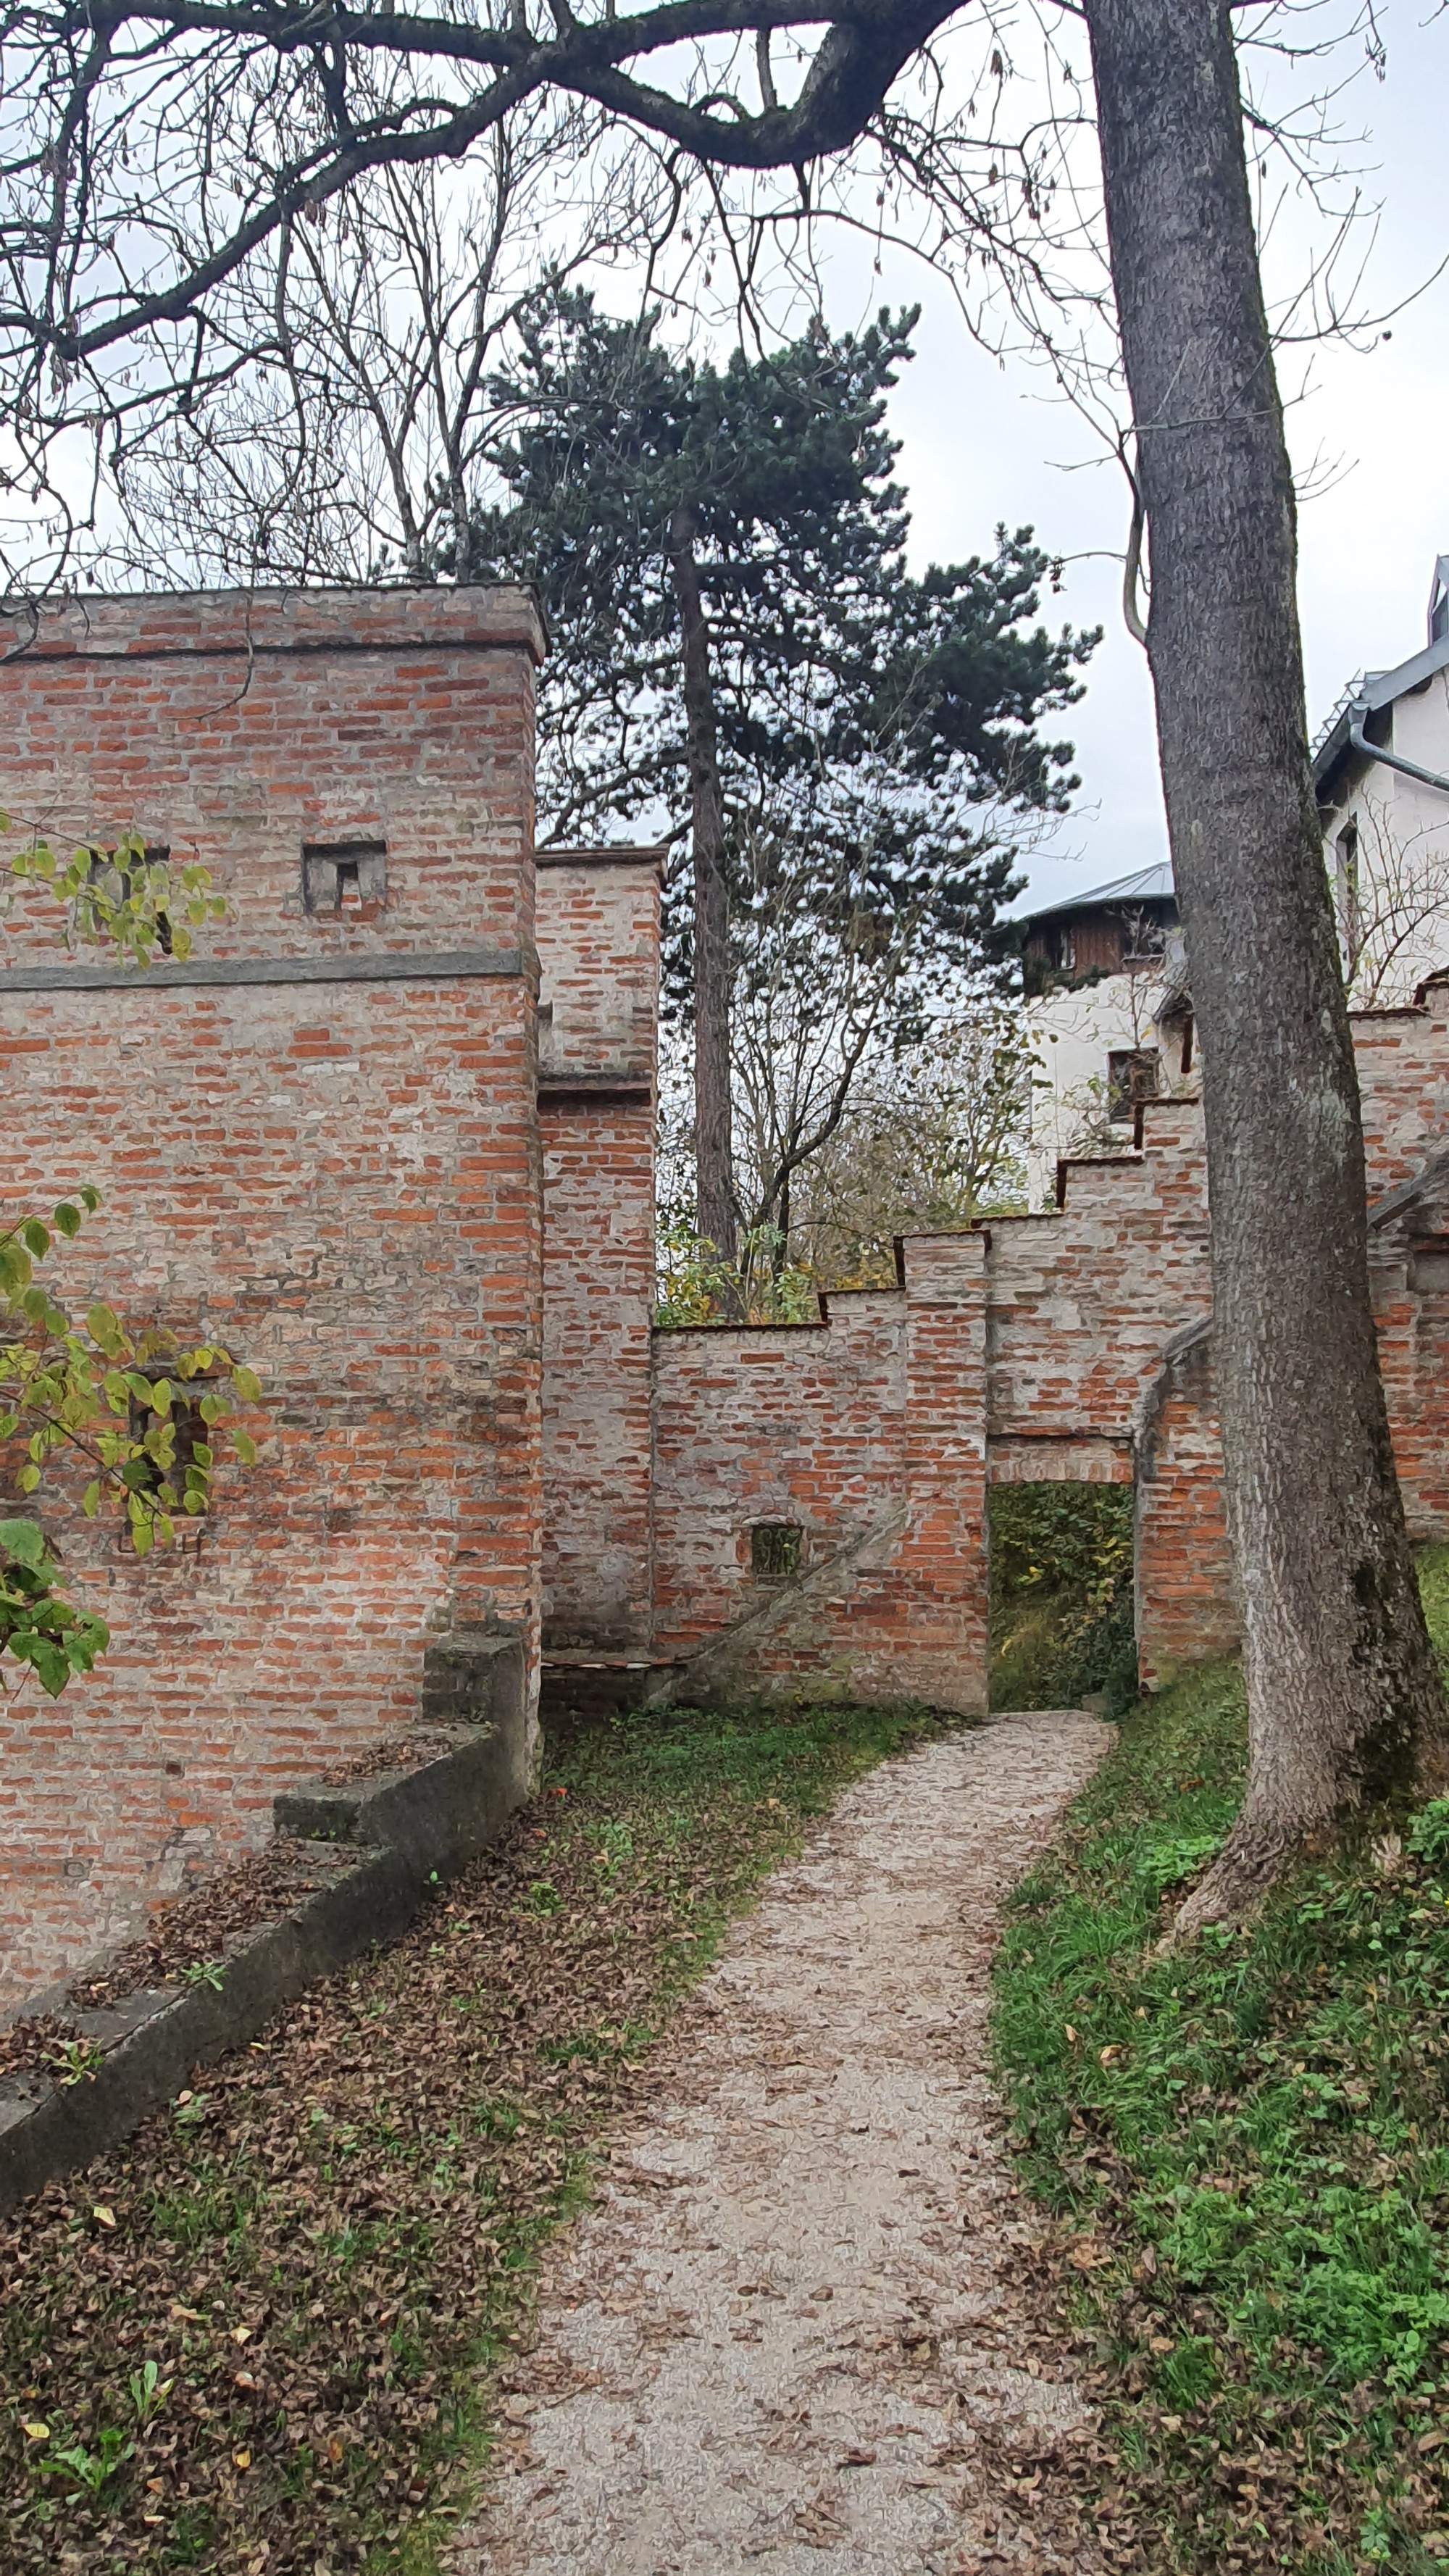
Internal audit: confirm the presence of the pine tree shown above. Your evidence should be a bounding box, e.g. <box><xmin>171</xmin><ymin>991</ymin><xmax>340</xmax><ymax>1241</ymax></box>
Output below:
<box><xmin>476</xmin><ymin>297</ymin><xmax>1095</xmax><ymax>1256</ymax></box>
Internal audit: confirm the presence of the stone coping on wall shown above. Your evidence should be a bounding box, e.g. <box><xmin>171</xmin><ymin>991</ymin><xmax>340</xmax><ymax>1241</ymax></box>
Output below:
<box><xmin>535</xmin><ymin>846</ymin><xmax>669</xmax><ymax>875</ymax></box>
<box><xmin>0</xmin><ymin>583</ymin><xmax>548</xmax><ymax>664</ymax></box>
<box><xmin>0</xmin><ymin>1642</ymin><xmax>528</xmax><ymax>2218</ymax></box>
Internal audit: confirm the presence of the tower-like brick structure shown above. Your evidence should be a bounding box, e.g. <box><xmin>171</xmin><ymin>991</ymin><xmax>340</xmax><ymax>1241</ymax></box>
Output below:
<box><xmin>0</xmin><ymin>588</ymin><xmax>546</xmax><ymax>2000</ymax></box>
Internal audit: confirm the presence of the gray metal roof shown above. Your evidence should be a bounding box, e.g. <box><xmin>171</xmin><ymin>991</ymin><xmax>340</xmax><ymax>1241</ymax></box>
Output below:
<box><xmin>1018</xmin><ymin>862</ymin><xmax>1176</xmax><ymax>926</ymax></box>
<box><xmin>1314</xmin><ymin>622</ymin><xmax>1449</xmax><ymax>801</ymax></box>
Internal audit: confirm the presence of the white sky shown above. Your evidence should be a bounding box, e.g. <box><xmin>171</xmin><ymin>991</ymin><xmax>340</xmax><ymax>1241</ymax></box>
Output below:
<box><xmin>814</xmin><ymin>0</ymin><xmax>1449</xmax><ymax>917</ymax></box>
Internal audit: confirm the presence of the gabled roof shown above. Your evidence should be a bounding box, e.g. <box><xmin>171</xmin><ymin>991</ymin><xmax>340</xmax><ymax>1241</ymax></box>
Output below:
<box><xmin>1018</xmin><ymin>862</ymin><xmax>1176</xmax><ymax>927</ymax></box>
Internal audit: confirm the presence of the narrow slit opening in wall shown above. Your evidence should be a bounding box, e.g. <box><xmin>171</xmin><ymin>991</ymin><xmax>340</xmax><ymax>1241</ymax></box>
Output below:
<box><xmin>303</xmin><ymin>839</ymin><xmax>387</xmax><ymax>916</ymax></box>
<box><xmin>85</xmin><ymin>843</ymin><xmax>175</xmax><ymax>951</ymax></box>
<box><xmin>751</xmin><ymin>1522</ymin><xmax>803</xmax><ymax>1582</ymax></box>
<box><xmin>125</xmin><ymin>1377</ymin><xmax>212</xmax><ymax>1506</ymax></box>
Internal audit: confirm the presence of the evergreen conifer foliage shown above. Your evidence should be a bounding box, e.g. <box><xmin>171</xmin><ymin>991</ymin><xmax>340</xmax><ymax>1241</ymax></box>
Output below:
<box><xmin>475</xmin><ymin>299</ymin><xmax>1095</xmax><ymax>1254</ymax></box>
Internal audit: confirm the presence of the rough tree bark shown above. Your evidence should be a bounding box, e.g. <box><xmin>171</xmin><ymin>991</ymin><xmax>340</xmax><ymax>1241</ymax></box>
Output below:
<box><xmin>668</xmin><ymin>500</ymin><xmax>737</xmax><ymax>1262</ymax></box>
<box><xmin>1085</xmin><ymin>0</ymin><xmax>1448</xmax><ymax>1922</ymax></box>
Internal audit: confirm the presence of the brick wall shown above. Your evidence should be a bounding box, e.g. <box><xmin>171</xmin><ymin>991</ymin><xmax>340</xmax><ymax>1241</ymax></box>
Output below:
<box><xmin>649</xmin><ymin>1242</ymin><xmax>990</xmax><ymax>1714</ymax></box>
<box><xmin>1099</xmin><ymin>993</ymin><xmax>1449</xmax><ymax>1686</ymax></box>
<box><xmin>536</xmin><ymin>851</ymin><xmax>660</xmax><ymax>1650</ymax></box>
<box><xmin>10</xmin><ymin>588</ymin><xmax>1449</xmax><ymax>2009</ymax></box>
<box><xmin>0</xmin><ymin>588</ymin><xmax>547</xmax><ymax>2007</ymax></box>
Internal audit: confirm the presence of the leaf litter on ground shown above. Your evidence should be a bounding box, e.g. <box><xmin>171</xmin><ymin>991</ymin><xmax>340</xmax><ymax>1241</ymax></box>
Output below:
<box><xmin>0</xmin><ymin>1691</ymin><xmax>960</xmax><ymax>2574</ymax></box>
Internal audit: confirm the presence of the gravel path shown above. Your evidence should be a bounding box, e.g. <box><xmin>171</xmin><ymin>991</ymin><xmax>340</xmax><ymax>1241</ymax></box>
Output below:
<box><xmin>454</xmin><ymin>1710</ymin><xmax>1111</xmax><ymax>2576</ymax></box>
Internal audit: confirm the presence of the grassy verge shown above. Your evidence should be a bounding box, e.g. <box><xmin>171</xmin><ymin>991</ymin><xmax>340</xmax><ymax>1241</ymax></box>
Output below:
<box><xmin>0</xmin><ymin>1690</ymin><xmax>956</xmax><ymax>2576</ymax></box>
<box><xmin>992</xmin><ymin>1557</ymin><xmax>1449</xmax><ymax>2574</ymax></box>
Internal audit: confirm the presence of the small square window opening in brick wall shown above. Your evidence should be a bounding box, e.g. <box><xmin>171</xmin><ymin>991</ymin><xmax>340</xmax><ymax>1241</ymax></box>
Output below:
<box><xmin>751</xmin><ymin>1522</ymin><xmax>803</xmax><ymax>1582</ymax></box>
<box><xmin>1409</xmin><ymin>1239</ymin><xmax>1449</xmax><ymax>1294</ymax></box>
<box><xmin>303</xmin><ymin>839</ymin><xmax>387</xmax><ymax>915</ymax></box>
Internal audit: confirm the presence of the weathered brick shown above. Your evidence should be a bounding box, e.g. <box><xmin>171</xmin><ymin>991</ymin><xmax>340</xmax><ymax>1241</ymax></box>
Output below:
<box><xmin>0</xmin><ymin>589</ymin><xmax>546</xmax><ymax>2005</ymax></box>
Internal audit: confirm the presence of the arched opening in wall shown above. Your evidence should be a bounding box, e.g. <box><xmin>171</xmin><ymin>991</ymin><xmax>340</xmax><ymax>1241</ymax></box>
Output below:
<box><xmin>987</xmin><ymin>1482</ymin><xmax>1137</xmax><ymax>1714</ymax></box>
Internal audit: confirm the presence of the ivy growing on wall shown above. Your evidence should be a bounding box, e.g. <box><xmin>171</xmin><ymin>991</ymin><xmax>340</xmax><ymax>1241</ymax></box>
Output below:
<box><xmin>0</xmin><ymin>822</ymin><xmax>256</xmax><ymax>1696</ymax></box>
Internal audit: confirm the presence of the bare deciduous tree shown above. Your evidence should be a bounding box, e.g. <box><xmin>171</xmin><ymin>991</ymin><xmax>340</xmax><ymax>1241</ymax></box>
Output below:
<box><xmin>101</xmin><ymin>104</ymin><xmax>673</xmax><ymax>588</ymax></box>
<box><xmin>782</xmin><ymin>1008</ymin><xmax>1031</xmax><ymax>1286</ymax></box>
<box><xmin>1087</xmin><ymin>0</ymin><xmax>1446</xmax><ymax>1930</ymax></box>
<box><xmin>1333</xmin><ymin>795</ymin><xmax>1449</xmax><ymax>1007</ymax></box>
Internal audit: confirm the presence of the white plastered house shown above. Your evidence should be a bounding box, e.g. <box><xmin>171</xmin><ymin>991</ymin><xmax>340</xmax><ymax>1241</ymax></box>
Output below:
<box><xmin>1019</xmin><ymin>559</ymin><xmax>1449</xmax><ymax>1209</ymax></box>
<box><xmin>1019</xmin><ymin>863</ymin><xmax>1193</xmax><ymax>1209</ymax></box>
<box><xmin>1313</xmin><ymin>555</ymin><xmax>1449</xmax><ymax>1006</ymax></box>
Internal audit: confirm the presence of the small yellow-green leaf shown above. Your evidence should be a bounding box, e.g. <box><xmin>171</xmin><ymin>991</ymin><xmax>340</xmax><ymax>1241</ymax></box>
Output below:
<box><xmin>232</xmin><ymin>1367</ymin><xmax>262</xmax><ymax>1406</ymax></box>
<box><xmin>16</xmin><ymin>1464</ymin><xmax>41</xmax><ymax>1493</ymax></box>
<box><xmin>82</xmin><ymin>1480</ymin><xmax>101</xmax><ymax>1517</ymax></box>
<box><xmin>230</xmin><ymin>1428</ymin><xmax>257</xmax><ymax>1467</ymax></box>
<box><xmin>52</xmin><ymin>1202</ymin><xmax>82</xmax><ymax>1239</ymax></box>
<box><xmin>130</xmin><ymin>1519</ymin><xmax>153</xmax><ymax>1559</ymax></box>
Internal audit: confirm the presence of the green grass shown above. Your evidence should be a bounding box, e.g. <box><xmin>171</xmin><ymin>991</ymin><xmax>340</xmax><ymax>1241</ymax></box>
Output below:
<box><xmin>991</xmin><ymin>1556</ymin><xmax>1449</xmax><ymax>2572</ymax></box>
<box><xmin>0</xmin><ymin>1689</ymin><xmax>959</xmax><ymax>2576</ymax></box>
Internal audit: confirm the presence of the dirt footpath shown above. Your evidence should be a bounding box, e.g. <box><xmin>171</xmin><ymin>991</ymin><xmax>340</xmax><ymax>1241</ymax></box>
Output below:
<box><xmin>454</xmin><ymin>1710</ymin><xmax>1111</xmax><ymax>2576</ymax></box>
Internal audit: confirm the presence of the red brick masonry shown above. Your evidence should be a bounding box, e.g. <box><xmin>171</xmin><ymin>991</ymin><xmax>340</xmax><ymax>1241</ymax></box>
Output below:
<box><xmin>4</xmin><ymin>586</ymin><xmax>1449</xmax><ymax>2009</ymax></box>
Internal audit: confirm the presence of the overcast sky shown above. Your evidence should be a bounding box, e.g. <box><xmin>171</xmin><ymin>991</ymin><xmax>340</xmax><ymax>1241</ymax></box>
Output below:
<box><xmin>813</xmin><ymin>0</ymin><xmax>1449</xmax><ymax>919</ymax></box>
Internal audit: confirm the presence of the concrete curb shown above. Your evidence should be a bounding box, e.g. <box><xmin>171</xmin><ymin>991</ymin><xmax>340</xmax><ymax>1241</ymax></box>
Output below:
<box><xmin>0</xmin><ymin>1641</ymin><xmax>529</xmax><ymax>2218</ymax></box>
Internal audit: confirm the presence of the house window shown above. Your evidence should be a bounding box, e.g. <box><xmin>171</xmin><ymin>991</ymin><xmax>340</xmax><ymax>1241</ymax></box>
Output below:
<box><xmin>1335</xmin><ymin>820</ymin><xmax>1361</xmax><ymax>960</ymax></box>
<box><xmin>751</xmin><ymin>1523</ymin><xmax>803</xmax><ymax>1582</ymax></box>
<box><xmin>1106</xmin><ymin>1049</ymin><xmax>1160</xmax><ymax>1123</ymax></box>
<box><xmin>303</xmin><ymin>839</ymin><xmax>387</xmax><ymax>915</ymax></box>
<box><xmin>1120</xmin><ymin>909</ymin><xmax>1169</xmax><ymax>969</ymax></box>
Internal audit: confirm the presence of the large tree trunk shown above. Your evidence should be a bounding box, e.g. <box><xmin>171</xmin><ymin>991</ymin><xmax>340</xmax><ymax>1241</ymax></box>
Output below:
<box><xmin>668</xmin><ymin>501</ymin><xmax>736</xmax><ymax>1263</ymax></box>
<box><xmin>1085</xmin><ymin>0</ymin><xmax>1448</xmax><ymax>1923</ymax></box>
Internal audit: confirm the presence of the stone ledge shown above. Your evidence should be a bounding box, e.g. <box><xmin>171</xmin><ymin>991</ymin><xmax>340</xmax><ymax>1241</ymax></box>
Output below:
<box><xmin>0</xmin><ymin>1640</ymin><xmax>528</xmax><ymax>2218</ymax></box>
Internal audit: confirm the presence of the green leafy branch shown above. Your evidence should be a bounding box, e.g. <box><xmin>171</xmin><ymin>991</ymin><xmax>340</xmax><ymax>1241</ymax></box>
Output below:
<box><xmin>654</xmin><ymin>1218</ymin><xmax>818</xmax><ymax>1328</ymax></box>
<box><xmin>4</xmin><ymin>817</ymin><xmax>227</xmax><ymax>967</ymax></box>
<box><xmin>0</xmin><ymin>1196</ymin><xmax>260</xmax><ymax>1697</ymax></box>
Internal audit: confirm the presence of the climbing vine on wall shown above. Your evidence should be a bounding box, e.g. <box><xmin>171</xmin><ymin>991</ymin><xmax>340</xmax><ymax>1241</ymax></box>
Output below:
<box><xmin>0</xmin><ymin>1199</ymin><xmax>261</xmax><ymax>1695</ymax></box>
<box><xmin>1</xmin><ymin>820</ymin><xmax>254</xmax><ymax>1696</ymax></box>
